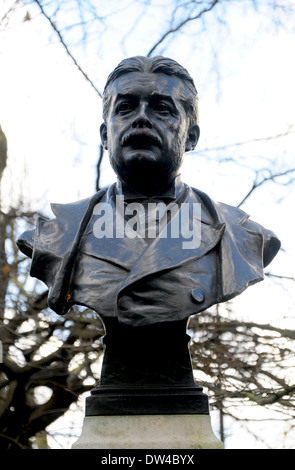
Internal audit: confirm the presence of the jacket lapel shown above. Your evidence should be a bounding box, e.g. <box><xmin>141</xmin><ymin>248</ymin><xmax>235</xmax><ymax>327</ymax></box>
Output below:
<box><xmin>117</xmin><ymin>186</ymin><xmax>266</xmax><ymax>302</ymax></box>
<box><xmin>78</xmin><ymin>186</ymin><xmax>148</xmax><ymax>270</ymax></box>
<box><xmin>189</xmin><ymin>189</ymin><xmax>266</xmax><ymax>302</ymax></box>
<box><xmin>118</xmin><ymin>187</ymin><xmax>225</xmax><ymax>291</ymax></box>
<box><xmin>51</xmin><ymin>185</ymin><xmax>147</xmax><ymax>270</ymax></box>
<box><xmin>48</xmin><ymin>188</ymin><xmax>107</xmax><ymax>314</ymax></box>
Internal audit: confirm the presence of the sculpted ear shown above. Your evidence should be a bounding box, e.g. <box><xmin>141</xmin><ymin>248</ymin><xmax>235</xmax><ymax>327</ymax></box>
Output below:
<box><xmin>100</xmin><ymin>123</ymin><xmax>108</xmax><ymax>150</ymax></box>
<box><xmin>185</xmin><ymin>124</ymin><xmax>200</xmax><ymax>152</ymax></box>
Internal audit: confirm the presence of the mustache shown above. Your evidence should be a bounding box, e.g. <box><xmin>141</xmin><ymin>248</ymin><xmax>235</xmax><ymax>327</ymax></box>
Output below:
<box><xmin>121</xmin><ymin>129</ymin><xmax>162</xmax><ymax>148</ymax></box>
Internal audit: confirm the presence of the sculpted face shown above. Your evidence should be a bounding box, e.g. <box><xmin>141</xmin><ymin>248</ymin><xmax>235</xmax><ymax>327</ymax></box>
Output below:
<box><xmin>100</xmin><ymin>72</ymin><xmax>199</xmax><ymax>193</ymax></box>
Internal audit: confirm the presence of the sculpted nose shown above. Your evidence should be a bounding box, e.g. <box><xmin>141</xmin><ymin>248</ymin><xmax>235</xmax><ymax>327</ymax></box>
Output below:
<box><xmin>132</xmin><ymin>105</ymin><xmax>152</xmax><ymax>129</ymax></box>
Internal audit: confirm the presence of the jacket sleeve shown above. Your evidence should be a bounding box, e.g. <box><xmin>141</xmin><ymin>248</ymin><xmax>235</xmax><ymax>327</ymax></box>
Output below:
<box><xmin>17</xmin><ymin>229</ymin><xmax>35</xmax><ymax>258</ymax></box>
<box><xmin>215</xmin><ymin>199</ymin><xmax>281</xmax><ymax>269</ymax></box>
<box><xmin>16</xmin><ymin>216</ymin><xmax>64</xmax><ymax>290</ymax></box>
<box><xmin>242</xmin><ymin>217</ymin><xmax>281</xmax><ymax>267</ymax></box>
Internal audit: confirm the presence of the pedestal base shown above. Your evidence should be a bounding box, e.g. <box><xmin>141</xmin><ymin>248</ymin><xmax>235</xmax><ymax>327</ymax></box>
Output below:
<box><xmin>86</xmin><ymin>386</ymin><xmax>209</xmax><ymax>415</ymax></box>
<box><xmin>72</xmin><ymin>414</ymin><xmax>223</xmax><ymax>449</ymax></box>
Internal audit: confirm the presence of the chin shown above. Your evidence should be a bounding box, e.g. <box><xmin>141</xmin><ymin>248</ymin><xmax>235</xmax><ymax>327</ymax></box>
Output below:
<box><xmin>122</xmin><ymin>162</ymin><xmax>157</xmax><ymax>184</ymax></box>
<box><xmin>110</xmin><ymin>150</ymin><xmax>182</xmax><ymax>186</ymax></box>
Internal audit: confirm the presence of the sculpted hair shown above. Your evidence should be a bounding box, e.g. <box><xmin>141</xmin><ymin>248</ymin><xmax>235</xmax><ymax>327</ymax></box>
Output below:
<box><xmin>102</xmin><ymin>56</ymin><xmax>199</xmax><ymax>125</ymax></box>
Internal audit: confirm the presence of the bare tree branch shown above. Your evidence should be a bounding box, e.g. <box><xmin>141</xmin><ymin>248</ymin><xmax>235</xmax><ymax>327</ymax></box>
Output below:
<box><xmin>265</xmin><ymin>272</ymin><xmax>295</xmax><ymax>282</ymax></box>
<box><xmin>199</xmin><ymin>126</ymin><xmax>295</xmax><ymax>154</ymax></box>
<box><xmin>32</xmin><ymin>0</ymin><xmax>102</xmax><ymax>98</ymax></box>
<box><xmin>0</xmin><ymin>0</ymin><xmax>21</xmax><ymax>27</ymax></box>
<box><xmin>242</xmin><ymin>384</ymin><xmax>295</xmax><ymax>406</ymax></box>
<box><xmin>237</xmin><ymin>168</ymin><xmax>295</xmax><ymax>207</ymax></box>
<box><xmin>147</xmin><ymin>0</ymin><xmax>219</xmax><ymax>56</ymax></box>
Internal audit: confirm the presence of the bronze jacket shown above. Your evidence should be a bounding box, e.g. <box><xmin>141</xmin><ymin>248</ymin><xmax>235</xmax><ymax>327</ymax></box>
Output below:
<box><xmin>17</xmin><ymin>184</ymin><xmax>280</xmax><ymax>326</ymax></box>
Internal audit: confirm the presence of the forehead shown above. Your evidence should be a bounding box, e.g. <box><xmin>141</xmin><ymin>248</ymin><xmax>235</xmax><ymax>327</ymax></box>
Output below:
<box><xmin>108</xmin><ymin>71</ymin><xmax>188</xmax><ymax>103</ymax></box>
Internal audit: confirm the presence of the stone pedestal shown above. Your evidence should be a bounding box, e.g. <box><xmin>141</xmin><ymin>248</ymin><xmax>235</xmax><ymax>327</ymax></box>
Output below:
<box><xmin>72</xmin><ymin>414</ymin><xmax>223</xmax><ymax>449</ymax></box>
<box><xmin>72</xmin><ymin>318</ymin><xmax>223</xmax><ymax>450</ymax></box>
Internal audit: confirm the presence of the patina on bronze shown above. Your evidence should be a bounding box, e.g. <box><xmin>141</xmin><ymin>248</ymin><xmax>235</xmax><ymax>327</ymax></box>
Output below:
<box><xmin>17</xmin><ymin>56</ymin><xmax>280</xmax><ymax>417</ymax></box>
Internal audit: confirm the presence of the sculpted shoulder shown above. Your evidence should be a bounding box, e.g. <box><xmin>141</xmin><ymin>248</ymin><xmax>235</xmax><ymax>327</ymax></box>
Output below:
<box><xmin>191</xmin><ymin>187</ymin><xmax>280</xmax><ymax>269</ymax></box>
<box><xmin>212</xmin><ymin>198</ymin><xmax>281</xmax><ymax>269</ymax></box>
<box><xmin>16</xmin><ymin>189</ymin><xmax>108</xmax><ymax>258</ymax></box>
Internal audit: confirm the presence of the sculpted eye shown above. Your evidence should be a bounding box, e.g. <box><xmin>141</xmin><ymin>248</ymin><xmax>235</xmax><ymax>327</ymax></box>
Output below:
<box><xmin>116</xmin><ymin>102</ymin><xmax>134</xmax><ymax>114</ymax></box>
<box><xmin>153</xmin><ymin>102</ymin><xmax>173</xmax><ymax>115</ymax></box>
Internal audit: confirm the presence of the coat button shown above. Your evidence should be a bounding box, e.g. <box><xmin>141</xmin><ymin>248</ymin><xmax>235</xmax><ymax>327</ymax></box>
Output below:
<box><xmin>191</xmin><ymin>288</ymin><xmax>205</xmax><ymax>303</ymax></box>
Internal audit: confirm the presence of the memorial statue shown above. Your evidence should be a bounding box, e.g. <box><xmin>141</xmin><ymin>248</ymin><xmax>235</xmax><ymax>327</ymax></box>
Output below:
<box><xmin>17</xmin><ymin>56</ymin><xmax>280</xmax><ymax>419</ymax></box>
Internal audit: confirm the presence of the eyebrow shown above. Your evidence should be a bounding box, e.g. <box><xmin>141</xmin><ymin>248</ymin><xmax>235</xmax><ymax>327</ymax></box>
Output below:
<box><xmin>115</xmin><ymin>93</ymin><xmax>136</xmax><ymax>102</ymax></box>
<box><xmin>150</xmin><ymin>93</ymin><xmax>177</xmax><ymax>107</ymax></box>
<box><xmin>115</xmin><ymin>92</ymin><xmax>177</xmax><ymax>109</ymax></box>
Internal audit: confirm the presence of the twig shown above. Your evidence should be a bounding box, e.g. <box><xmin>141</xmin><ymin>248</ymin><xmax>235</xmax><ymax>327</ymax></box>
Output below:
<box><xmin>200</xmin><ymin>127</ymin><xmax>295</xmax><ymax>154</ymax></box>
<box><xmin>265</xmin><ymin>272</ymin><xmax>295</xmax><ymax>282</ymax></box>
<box><xmin>33</xmin><ymin>0</ymin><xmax>102</xmax><ymax>98</ymax></box>
<box><xmin>0</xmin><ymin>0</ymin><xmax>20</xmax><ymax>26</ymax></box>
<box><xmin>0</xmin><ymin>432</ymin><xmax>28</xmax><ymax>449</ymax></box>
<box><xmin>147</xmin><ymin>0</ymin><xmax>219</xmax><ymax>56</ymax></box>
<box><xmin>237</xmin><ymin>168</ymin><xmax>295</xmax><ymax>207</ymax></box>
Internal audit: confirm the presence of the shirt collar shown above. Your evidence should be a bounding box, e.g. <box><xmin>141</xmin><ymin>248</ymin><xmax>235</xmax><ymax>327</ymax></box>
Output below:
<box><xmin>116</xmin><ymin>174</ymin><xmax>184</xmax><ymax>202</ymax></box>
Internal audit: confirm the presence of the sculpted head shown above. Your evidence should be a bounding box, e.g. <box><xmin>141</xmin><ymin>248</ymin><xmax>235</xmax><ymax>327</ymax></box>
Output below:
<box><xmin>100</xmin><ymin>56</ymin><xmax>200</xmax><ymax>194</ymax></box>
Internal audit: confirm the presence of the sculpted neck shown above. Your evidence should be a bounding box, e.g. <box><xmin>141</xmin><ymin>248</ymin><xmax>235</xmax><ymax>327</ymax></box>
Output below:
<box><xmin>117</xmin><ymin>174</ymin><xmax>183</xmax><ymax>200</ymax></box>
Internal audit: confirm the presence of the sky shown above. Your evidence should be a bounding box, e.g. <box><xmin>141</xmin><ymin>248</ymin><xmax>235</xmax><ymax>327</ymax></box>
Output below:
<box><xmin>0</xmin><ymin>0</ymin><xmax>295</xmax><ymax>449</ymax></box>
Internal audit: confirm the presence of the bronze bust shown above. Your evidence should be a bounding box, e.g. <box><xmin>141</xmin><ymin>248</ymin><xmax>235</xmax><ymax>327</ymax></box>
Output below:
<box><xmin>17</xmin><ymin>56</ymin><xmax>280</xmax><ymax>416</ymax></box>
